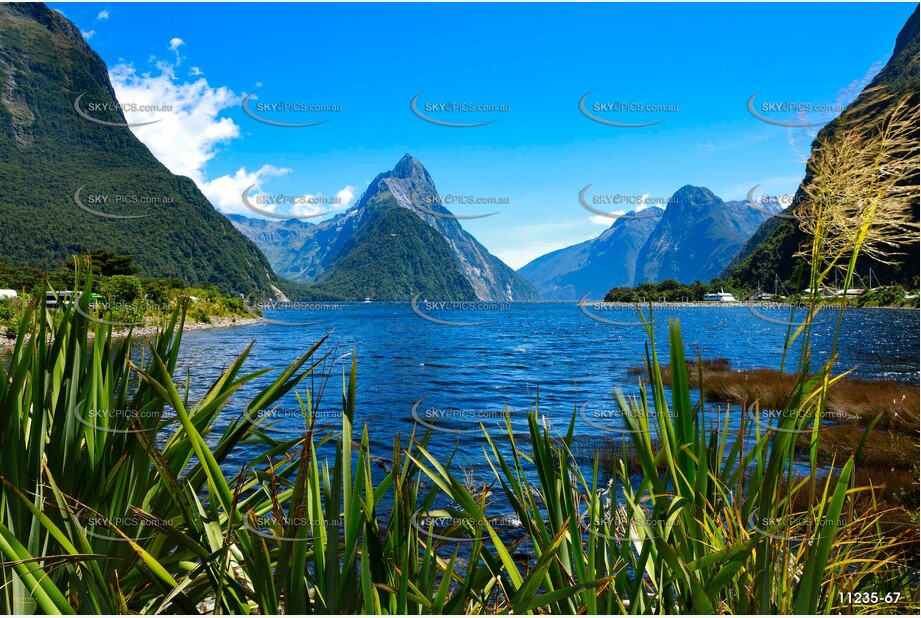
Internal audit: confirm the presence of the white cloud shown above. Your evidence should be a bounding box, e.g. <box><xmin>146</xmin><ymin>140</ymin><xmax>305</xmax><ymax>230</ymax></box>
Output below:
<box><xmin>289</xmin><ymin>185</ymin><xmax>356</xmax><ymax>217</ymax></box>
<box><xmin>108</xmin><ymin>50</ymin><xmax>348</xmax><ymax>219</ymax></box>
<box><xmin>635</xmin><ymin>194</ymin><xmax>658</xmax><ymax>211</ymax></box>
<box><xmin>81</xmin><ymin>29</ymin><xmax>95</xmax><ymax>40</ymax></box>
<box><xmin>109</xmin><ymin>62</ymin><xmax>241</xmax><ymax>183</ymax></box>
<box><xmin>97</xmin><ymin>10</ymin><xmax>109</xmax><ymax>20</ymax></box>
<box><xmin>189</xmin><ymin>66</ymin><xmax>204</xmax><ymax>76</ymax></box>
<box><xmin>210</xmin><ymin>176</ymin><xmax>356</xmax><ymax>219</ymax></box>
<box><xmin>200</xmin><ymin>165</ymin><xmax>291</xmax><ymax>215</ymax></box>
<box><xmin>336</xmin><ymin>186</ymin><xmax>356</xmax><ymax>204</ymax></box>
<box><xmin>168</xmin><ymin>37</ymin><xmax>184</xmax><ymax>64</ymax></box>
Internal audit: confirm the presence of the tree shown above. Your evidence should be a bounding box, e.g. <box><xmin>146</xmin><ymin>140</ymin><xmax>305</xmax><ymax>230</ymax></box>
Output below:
<box><xmin>100</xmin><ymin>275</ymin><xmax>144</xmax><ymax>304</ymax></box>
<box><xmin>65</xmin><ymin>250</ymin><xmax>138</xmax><ymax>277</ymax></box>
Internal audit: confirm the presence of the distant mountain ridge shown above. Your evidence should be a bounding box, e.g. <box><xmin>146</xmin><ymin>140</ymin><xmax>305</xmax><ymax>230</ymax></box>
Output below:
<box><xmin>0</xmin><ymin>2</ymin><xmax>282</xmax><ymax>295</ymax></box>
<box><xmin>232</xmin><ymin>155</ymin><xmax>537</xmax><ymax>301</ymax></box>
<box><xmin>518</xmin><ymin>209</ymin><xmax>661</xmax><ymax>300</ymax></box>
<box><xmin>519</xmin><ymin>186</ymin><xmax>777</xmax><ymax>299</ymax></box>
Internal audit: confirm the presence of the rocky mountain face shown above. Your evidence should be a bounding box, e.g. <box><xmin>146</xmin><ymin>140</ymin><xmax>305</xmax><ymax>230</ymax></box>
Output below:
<box><xmin>225</xmin><ymin>216</ymin><xmax>316</xmax><ymax>281</ymax></box>
<box><xmin>724</xmin><ymin>5</ymin><xmax>920</xmax><ymax>291</ymax></box>
<box><xmin>0</xmin><ymin>2</ymin><xmax>281</xmax><ymax>295</ymax></box>
<box><xmin>232</xmin><ymin>155</ymin><xmax>537</xmax><ymax>301</ymax></box>
<box><xmin>309</xmin><ymin>192</ymin><xmax>478</xmax><ymax>301</ymax></box>
<box><xmin>518</xmin><ymin>209</ymin><xmax>661</xmax><ymax>300</ymax></box>
<box><xmin>634</xmin><ymin>186</ymin><xmax>773</xmax><ymax>284</ymax></box>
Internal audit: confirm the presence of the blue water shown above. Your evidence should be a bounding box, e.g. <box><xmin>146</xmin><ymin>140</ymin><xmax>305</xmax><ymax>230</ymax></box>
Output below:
<box><xmin>173</xmin><ymin>303</ymin><xmax>919</xmax><ymax>477</ymax></box>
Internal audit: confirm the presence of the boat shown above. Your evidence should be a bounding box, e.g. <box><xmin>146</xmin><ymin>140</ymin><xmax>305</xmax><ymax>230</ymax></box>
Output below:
<box><xmin>702</xmin><ymin>289</ymin><xmax>737</xmax><ymax>302</ymax></box>
<box><xmin>363</xmin><ymin>298</ymin><xmax>371</xmax><ymax>303</ymax></box>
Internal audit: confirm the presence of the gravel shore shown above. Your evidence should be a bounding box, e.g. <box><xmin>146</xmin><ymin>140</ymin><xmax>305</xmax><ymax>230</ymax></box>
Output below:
<box><xmin>1</xmin><ymin>315</ymin><xmax>262</xmax><ymax>350</ymax></box>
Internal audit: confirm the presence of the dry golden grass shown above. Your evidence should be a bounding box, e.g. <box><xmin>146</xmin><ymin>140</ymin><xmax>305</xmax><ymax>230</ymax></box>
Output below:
<box><xmin>795</xmin><ymin>424</ymin><xmax>919</xmax><ymax>471</ymax></box>
<box><xmin>632</xmin><ymin>358</ymin><xmax>919</xmax><ymax>432</ymax></box>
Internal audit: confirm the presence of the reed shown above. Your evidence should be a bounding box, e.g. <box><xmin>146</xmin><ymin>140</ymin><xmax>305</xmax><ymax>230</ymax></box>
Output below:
<box><xmin>1</xmin><ymin>95</ymin><xmax>917</xmax><ymax>614</ymax></box>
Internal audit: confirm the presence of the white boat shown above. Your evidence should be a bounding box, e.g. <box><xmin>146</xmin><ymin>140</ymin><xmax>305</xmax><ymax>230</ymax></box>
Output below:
<box><xmin>702</xmin><ymin>289</ymin><xmax>737</xmax><ymax>302</ymax></box>
<box><xmin>363</xmin><ymin>298</ymin><xmax>371</xmax><ymax>303</ymax></box>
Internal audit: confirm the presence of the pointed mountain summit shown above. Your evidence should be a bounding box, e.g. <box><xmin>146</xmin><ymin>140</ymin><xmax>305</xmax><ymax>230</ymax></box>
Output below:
<box><xmin>233</xmin><ymin>155</ymin><xmax>536</xmax><ymax>301</ymax></box>
<box><xmin>634</xmin><ymin>185</ymin><xmax>770</xmax><ymax>283</ymax></box>
<box><xmin>363</xmin><ymin>154</ymin><xmax>536</xmax><ymax>300</ymax></box>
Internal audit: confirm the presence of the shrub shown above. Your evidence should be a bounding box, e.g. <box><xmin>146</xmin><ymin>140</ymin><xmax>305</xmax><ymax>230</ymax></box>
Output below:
<box><xmin>0</xmin><ymin>300</ymin><xmax>14</xmax><ymax>322</ymax></box>
<box><xmin>100</xmin><ymin>275</ymin><xmax>144</xmax><ymax>304</ymax></box>
<box><xmin>143</xmin><ymin>278</ymin><xmax>172</xmax><ymax>306</ymax></box>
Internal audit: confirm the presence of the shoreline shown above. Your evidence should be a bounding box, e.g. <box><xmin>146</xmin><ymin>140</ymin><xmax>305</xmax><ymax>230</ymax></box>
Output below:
<box><xmin>129</xmin><ymin>315</ymin><xmax>263</xmax><ymax>340</ymax></box>
<box><xmin>1</xmin><ymin>315</ymin><xmax>263</xmax><ymax>350</ymax></box>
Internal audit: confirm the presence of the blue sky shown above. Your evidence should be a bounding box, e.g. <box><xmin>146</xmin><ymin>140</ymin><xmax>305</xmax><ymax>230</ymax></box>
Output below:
<box><xmin>55</xmin><ymin>2</ymin><xmax>916</xmax><ymax>268</ymax></box>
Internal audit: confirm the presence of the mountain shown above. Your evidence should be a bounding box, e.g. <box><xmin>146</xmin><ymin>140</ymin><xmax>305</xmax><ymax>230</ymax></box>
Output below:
<box><xmin>518</xmin><ymin>209</ymin><xmax>661</xmax><ymax>300</ymax></box>
<box><xmin>310</xmin><ymin>193</ymin><xmax>477</xmax><ymax>300</ymax></box>
<box><xmin>232</xmin><ymin>155</ymin><xmax>538</xmax><ymax>301</ymax></box>
<box><xmin>0</xmin><ymin>3</ymin><xmax>281</xmax><ymax>294</ymax></box>
<box><xmin>520</xmin><ymin>185</ymin><xmax>774</xmax><ymax>297</ymax></box>
<box><xmin>225</xmin><ymin>216</ymin><xmax>316</xmax><ymax>281</ymax></box>
<box><xmin>724</xmin><ymin>6</ymin><xmax>920</xmax><ymax>291</ymax></box>
<box><xmin>634</xmin><ymin>186</ymin><xmax>773</xmax><ymax>284</ymax></box>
